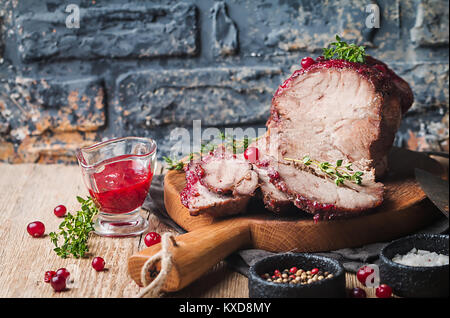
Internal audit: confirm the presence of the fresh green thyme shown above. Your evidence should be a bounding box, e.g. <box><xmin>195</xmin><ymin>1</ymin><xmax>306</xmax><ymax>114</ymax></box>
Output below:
<box><xmin>49</xmin><ymin>196</ymin><xmax>98</xmax><ymax>258</ymax></box>
<box><xmin>323</xmin><ymin>35</ymin><xmax>366</xmax><ymax>63</ymax></box>
<box><xmin>213</xmin><ymin>131</ymin><xmax>256</xmax><ymax>155</ymax></box>
<box><xmin>284</xmin><ymin>156</ymin><xmax>364</xmax><ymax>186</ymax></box>
<box><xmin>163</xmin><ymin>153</ymin><xmax>194</xmax><ymax>171</ymax></box>
<box><xmin>164</xmin><ymin>131</ymin><xmax>258</xmax><ymax>170</ymax></box>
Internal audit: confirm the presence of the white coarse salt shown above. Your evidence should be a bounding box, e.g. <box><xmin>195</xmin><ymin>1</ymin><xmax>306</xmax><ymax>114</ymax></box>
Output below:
<box><xmin>392</xmin><ymin>248</ymin><xmax>449</xmax><ymax>267</ymax></box>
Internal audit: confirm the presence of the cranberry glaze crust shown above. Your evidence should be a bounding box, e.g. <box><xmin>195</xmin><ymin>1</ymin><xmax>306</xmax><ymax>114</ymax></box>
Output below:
<box><xmin>271</xmin><ymin>56</ymin><xmax>413</xmax><ymax>114</ymax></box>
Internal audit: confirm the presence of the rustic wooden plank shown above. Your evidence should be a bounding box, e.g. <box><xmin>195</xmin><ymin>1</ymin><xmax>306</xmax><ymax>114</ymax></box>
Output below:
<box><xmin>0</xmin><ymin>163</ymin><xmax>142</xmax><ymax>297</ymax></box>
<box><xmin>0</xmin><ymin>163</ymin><xmax>415</xmax><ymax>298</ymax></box>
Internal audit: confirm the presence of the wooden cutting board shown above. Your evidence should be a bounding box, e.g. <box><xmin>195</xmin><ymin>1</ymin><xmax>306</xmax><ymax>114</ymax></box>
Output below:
<box><xmin>128</xmin><ymin>147</ymin><xmax>445</xmax><ymax>292</ymax></box>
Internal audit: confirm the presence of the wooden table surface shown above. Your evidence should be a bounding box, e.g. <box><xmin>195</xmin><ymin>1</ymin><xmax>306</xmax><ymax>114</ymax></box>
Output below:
<box><xmin>0</xmin><ymin>160</ymin><xmax>446</xmax><ymax>298</ymax></box>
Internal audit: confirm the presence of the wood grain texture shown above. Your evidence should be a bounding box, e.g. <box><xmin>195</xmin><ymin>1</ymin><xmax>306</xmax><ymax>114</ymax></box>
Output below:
<box><xmin>129</xmin><ymin>147</ymin><xmax>446</xmax><ymax>292</ymax></box>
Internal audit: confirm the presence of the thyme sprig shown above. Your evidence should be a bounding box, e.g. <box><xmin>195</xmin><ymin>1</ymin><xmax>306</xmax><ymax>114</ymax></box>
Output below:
<box><xmin>205</xmin><ymin>132</ymin><xmax>255</xmax><ymax>155</ymax></box>
<box><xmin>49</xmin><ymin>196</ymin><xmax>98</xmax><ymax>259</ymax></box>
<box><xmin>284</xmin><ymin>156</ymin><xmax>364</xmax><ymax>186</ymax></box>
<box><xmin>163</xmin><ymin>131</ymin><xmax>259</xmax><ymax>171</ymax></box>
<box><xmin>323</xmin><ymin>35</ymin><xmax>366</xmax><ymax>63</ymax></box>
<box><xmin>163</xmin><ymin>153</ymin><xmax>194</xmax><ymax>171</ymax></box>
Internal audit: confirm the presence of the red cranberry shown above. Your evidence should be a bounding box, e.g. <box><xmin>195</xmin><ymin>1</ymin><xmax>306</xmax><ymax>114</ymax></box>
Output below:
<box><xmin>289</xmin><ymin>275</ymin><xmax>296</xmax><ymax>280</ymax></box>
<box><xmin>144</xmin><ymin>232</ymin><xmax>161</xmax><ymax>247</ymax></box>
<box><xmin>289</xmin><ymin>267</ymin><xmax>298</xmax><ymax>274</ymax></box>
<box><xmin>301</xmin><ymin>57</ymin><xmax>315</xmax><ymax>69</ymax></box>
<box><xmin>27</xmin><ymin>221</ymin><xmax>45</xmax><ymax>237</ymax></box>
<box><xmin>53</xmin><ymin>205</ymin><xmax>67</xmax><ymax>217</ymax></box>
<box><xmin>274</xmin><ymin>269</ymin><xmax>281</xmax><ymax>276</ymax></box>
<box><xmin>44</xmin><ymin>271</ymin><xmax>56</xmax><ymax>283</ymax></box>
<box><xmin>56</xmin><ymin>268</ymin><xmax>70</xmax><ymax>280</ymax></box>
<box><xmin>311</xmin><ymin>268</ymin><xmax>319</xmax><ymax>275</ymax></box>
<box><xmin>243</xmin><ymin>147</ymin><xmax>259</xmax><ymax>163</ymax></box>
<box><xmin>349</xmin><ymin>287</ymin><xmax>367</xmax><ymax>298</ymax></box>
<box><xmin>376</xmin><ymin>284</ymin><xmax>392</xmax><ymax>298</ymax></box>
<box><xmin>356</xmin><ymin>265</ymin><xmax>375</xmax><ymax>286</ymax></box>
<box><xmin>92</xmin><ymin>257</ymin><xmax>105</xmax><ymax>271</ymax></box>
<box><xmin>50</xmin><ymin>275</ymin><xmax>66</xmax><ymax>292</ymax></box>
<box><xmin>271</xmin><ymin>275</ymin><xmax>277</xmax><ymax>280</ymax></box>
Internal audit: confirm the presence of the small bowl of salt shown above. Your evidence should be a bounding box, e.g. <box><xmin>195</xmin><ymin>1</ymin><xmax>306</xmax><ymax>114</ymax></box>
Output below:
<box><xmin>379</xmin><ymin>234</ymin><xmax>449</xmax><ymax>298</ymax></box>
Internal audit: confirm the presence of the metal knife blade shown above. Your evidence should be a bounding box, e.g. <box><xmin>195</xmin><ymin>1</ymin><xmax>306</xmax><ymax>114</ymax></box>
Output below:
<box><xmin>415</xmin><ymin>168</ymin><xmax>449</xmax><ymax>218</ymax></box>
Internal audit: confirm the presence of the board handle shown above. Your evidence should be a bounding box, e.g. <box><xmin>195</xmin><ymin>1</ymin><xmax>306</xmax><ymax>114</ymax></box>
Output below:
<box><xmin>127</xmin><ymin>219</ymin><xmax>251</xmax><ymax>292</ymax></box>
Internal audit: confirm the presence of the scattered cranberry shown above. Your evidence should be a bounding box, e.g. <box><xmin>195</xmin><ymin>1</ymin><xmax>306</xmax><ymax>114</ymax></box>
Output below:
<box><xmin>27</xmin><ymin>221</ymin><xmax>45</xmax><ymax>237</ymax></box>
<box><xmin>50</xmin><ymin>275</ymin><xmax>66</xmax><ymax>292</ymax></box>
<box><xmin>144</xmin><ymin>232</ymin><xmax>161</xmax><ymax>247</ymax></box>
<box><xmin>289</xmin><ymin>267</ymin><xmax>298</xmax><ymax>274</ymax></box>
<box><xmin>289</xmin><ymin>275</ymin><xmax>296</xmax><ymax>280</ymax></box>
<box><xmin>53</xmin><ymin>205</ymin><xmax>67</xmax><ymax>217</ymax></box>
<box><xmin>274</xmin><ymin>269</ymin><xmax>281</xmax><ymax>276</ymax></box>
<box><xmin>56</xmin><ymin>268</ymin><xmax>70</xmax><ymax>280</ymax></box>
<box><xmin>349</xmin><ymin>287</ymin><xmax>367</xmax><ymax>298</ymax></box>
<box><xmin>356</xmin><ymin>265</ymin><xmax>375</xmax><ymax>286</ymax></box>
<box><xmin>301</xmin><ymin>57</ymin><xmax>315</xmax><ymax>69</ymax></box>
<box><xmin>92</xmin><ymin>257</ymin><xmax>105</xmax><ymax>271</ymax></box>
<box><xmin>311</xmin><ymin>268</ymin><xmax>319</xmax><ymax>275</ymax></box>
<box><xmin>376</xmin><ymin>284</ymin><xmax>392</xmax><ymax>298</ymax></box>
<box><xmin>243</xmin><ymin>147</ymin><xmax>259</xmax><ymax>163</ymax></box>
<box><xmin>271</xmin><ymin>275</ymin><xmax>277</xmax><ymax>280</ymax></box>
<box><xmin>44</xmin><ymin>271</ymin><xmax>56</xmax><ymax>283</ymax></box>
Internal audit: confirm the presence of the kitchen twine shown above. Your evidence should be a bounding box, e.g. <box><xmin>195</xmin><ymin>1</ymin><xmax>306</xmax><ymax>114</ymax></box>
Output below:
<box><xmin>137</xmin><ymin>232</ymin><xmax>177</xmax><ymax>298</ymax></box>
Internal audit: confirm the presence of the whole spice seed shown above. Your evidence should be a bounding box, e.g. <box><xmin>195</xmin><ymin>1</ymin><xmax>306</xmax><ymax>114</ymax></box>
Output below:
<box><xmin>262</xmin><ymin>267</ymin><xmax>334</xmax><ymax>285</ymax></box>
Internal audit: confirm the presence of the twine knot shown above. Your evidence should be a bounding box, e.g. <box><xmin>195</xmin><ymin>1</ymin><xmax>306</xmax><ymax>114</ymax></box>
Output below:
<box><xmin>137</xmin><ymin>232</ymin><xmax>177</xmax><ymax>298</ymax></box>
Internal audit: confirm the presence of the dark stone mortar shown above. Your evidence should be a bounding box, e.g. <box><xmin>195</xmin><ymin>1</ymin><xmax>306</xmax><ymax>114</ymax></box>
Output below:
<box><xmin>379</xmin><ymin>234</ymin><xmax>449</xmax><ymax>298</ymax></box>
<box><xmin>248</xmin><ymin>253</ymin><xmax>346</xmax><ymax>298</ymax></box>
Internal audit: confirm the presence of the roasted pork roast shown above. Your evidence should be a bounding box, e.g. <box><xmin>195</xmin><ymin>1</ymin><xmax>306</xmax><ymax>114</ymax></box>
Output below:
<box><xmin>180</xmin><ymin>56</ymin><xmax>414</xmax><ymax>219</ymax></box>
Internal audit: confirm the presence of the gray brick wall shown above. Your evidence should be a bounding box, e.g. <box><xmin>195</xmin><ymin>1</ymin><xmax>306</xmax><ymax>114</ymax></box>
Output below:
<box><xmin>0</xmin><ymin>0</ymin><xmax>448</xmax><ymax>163</ymax></box>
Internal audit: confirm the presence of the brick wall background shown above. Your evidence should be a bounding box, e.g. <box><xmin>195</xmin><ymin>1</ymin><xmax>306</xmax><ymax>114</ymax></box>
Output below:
<box><xmin>0</xmin><ymin>0</ymin><xmax>448</xmax><ymax>163</ymax></box>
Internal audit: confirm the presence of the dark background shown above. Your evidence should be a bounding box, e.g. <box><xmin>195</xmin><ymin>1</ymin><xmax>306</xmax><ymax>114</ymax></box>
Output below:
<box><xmin>0</xmin><ymin>0</ymin><xmax>448</xmax><ymax>163</ymax></box>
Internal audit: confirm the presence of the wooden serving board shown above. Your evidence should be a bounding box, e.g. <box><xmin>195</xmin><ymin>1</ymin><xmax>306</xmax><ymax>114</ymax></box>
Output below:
<box><xmin>128</xmin><ymin>147</ymin><xmax>445</xmax><ymax>292</ymax></box>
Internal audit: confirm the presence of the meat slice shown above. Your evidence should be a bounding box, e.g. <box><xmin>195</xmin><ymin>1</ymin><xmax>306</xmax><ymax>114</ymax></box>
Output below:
<box><xmin>252</xmin><ymin>161</ymin><xmax>293</xmax><ymax>213</ymax></box>
<box><xmin>270</xmin><ymin>160</ymin><xmax>383</xmax><ymax>219</ymax></box>
<box><xmin>200</xmin><ymin>153</ymin><xmax>258</xmax><ymax>196</ymax></box>
<box><xmin>180</xmin><ymin>151</ymin><xmax>258</xmax><ymax>217</ymax></box>
<box><xmin>184</xmin><ymin>182</ymin><xmax>251</xmax><ymax>217</ymax></box>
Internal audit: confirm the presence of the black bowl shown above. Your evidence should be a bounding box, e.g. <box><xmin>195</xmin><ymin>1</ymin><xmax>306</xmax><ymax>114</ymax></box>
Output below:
<box><xmin>248</xmin><ymin>253</ymin><xmax>346</xmax><ymax>298</ymax></box>
<box><xmin>379</xmin><ymin>234</ymin><xmax>449</xmax><ymax>298</ymax></box>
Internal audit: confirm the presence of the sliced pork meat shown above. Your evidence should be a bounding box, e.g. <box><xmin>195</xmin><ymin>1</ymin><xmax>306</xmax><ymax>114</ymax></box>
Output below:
<box><xmin>252</xmin><ymin>160</ymin><xmax>293</xmax><ymax>213</ymax></box>
<box><xmin>180</xmin><ymin>55</ymin><xmax>413</xmax><ymax>219</ymax></box>
<box><xmin>200</xmin><ymin>153</ymin><xmax>258</xmax><ymax>196</ymax></box>
<box><xmin>267</xmin><ymin>159</ymin><xmax>384</xmax><ymax>220</ymax></box>
<box><xmin>180</xmin><ymin>150</ymin><xmax>258</xmax><ymax>217</ymax></box>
